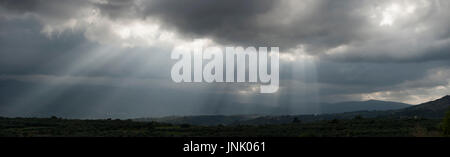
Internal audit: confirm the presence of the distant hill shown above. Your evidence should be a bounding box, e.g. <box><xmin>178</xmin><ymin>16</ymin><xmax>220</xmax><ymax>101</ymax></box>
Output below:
<box><xmin>392</xmin><ymin>95</ymin><xmax>450</xmax><ymax>118</ymax></box>
<box><xmin>319</xmin><ymin>100</ymin><xmax>410</xmax><ymax>114</ymax></box>
<box><xmin>138</xmin><ymin>99</ymin><xmax>411</xmax><ymax>125</ymax></box>
<box><xmin>135</xmin><ymin>115</ymin><xmax>260</xmax><ymax>126</ymax></box>
<box><xmin>138</xmin><ymin>96</ymin><xmax>450</xmax><ymax>126</ymax></box>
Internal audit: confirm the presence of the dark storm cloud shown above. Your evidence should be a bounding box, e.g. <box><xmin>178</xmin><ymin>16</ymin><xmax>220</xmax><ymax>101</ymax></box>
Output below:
<box><xmin>0</xmin><ymin>17</ymin><xmax>90</xmax><ymax>75</ymax></box>
<box><xmin>90</xmin><ymin>0</ymin><xmax>371</xmax><ymax>51</ymax></box>
<box><xmin>141</xmin><ymin>0</ymin><xmax>277</xmax><ymax>46</ymax></box>
<box><xmin>151</xmin><ymin>0</ymin><xmax>449</xmax><ymax>62</ymax></box>
<box><xmin>1</xmin><ymin>0</ymin><xmax>450</xmax><ymax>117</ymax></box>
<box><xmin>84</xmin><ymin>0</ymin><xmax>450</xmax><ymax>63</ymax></box>
<box><xmin>0</xmin><ymin>0</ymin><xmax>38</xmax><ymax>12</ymax></box>
<box><xmin>0</xmin><ymin>0</ymin><xmax>92</xmax><ymax>18</ymax></box>
<box><xmin>94</xmin><ymin>0</ymin><xmax>142</xmax><ymax>19</ymax></box>
<box><xmin>2</xmin><ymin>0</ymin><xmax>449</xmax><ymax>62</ymax></box>
<box><xmin>0</xmin><ymin>0</ymin><xmax>366</xmax><ymax>51</ymax></box>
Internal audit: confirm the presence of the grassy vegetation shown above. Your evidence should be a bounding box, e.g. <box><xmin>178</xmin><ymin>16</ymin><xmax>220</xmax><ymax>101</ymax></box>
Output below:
<box><xmin>442</xmin><ymin>110</ymin><xmax>450</xmax><ymax>136</ymax></box>
<box><xmin>0</xmin><ymin>116</ymin><xmax>444</xmax><ymax>137</ymax></box>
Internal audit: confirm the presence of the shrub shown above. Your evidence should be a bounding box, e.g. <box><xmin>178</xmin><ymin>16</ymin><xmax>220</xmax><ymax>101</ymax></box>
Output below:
<box><xmin>441</xmin><ymin>110</ymin><xmax>450</xmax><ymax>136</ymax></box>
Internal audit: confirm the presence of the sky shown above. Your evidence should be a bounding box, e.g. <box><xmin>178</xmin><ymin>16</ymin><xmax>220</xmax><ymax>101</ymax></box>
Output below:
<box><xmin>1</xmin><ymin>0</ymin><xmax>450</xmax><ymax>118</ymax></box>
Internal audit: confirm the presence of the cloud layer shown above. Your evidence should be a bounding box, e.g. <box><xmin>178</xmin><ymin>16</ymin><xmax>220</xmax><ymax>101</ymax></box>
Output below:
<box><xmin>1</xmin><ymin>0</ymin><xmax>450</xmax><ymax>118</ymax></box>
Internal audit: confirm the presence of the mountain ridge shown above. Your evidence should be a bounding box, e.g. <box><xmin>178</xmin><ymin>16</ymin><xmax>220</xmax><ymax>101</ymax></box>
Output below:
<box><xmin>137</xmin><ymin>95</ymin><xmax>450</xmax><ymax>126</ymax></box>
<box><xmin>137</xmin><ymin>98</ymin><xmax>425</xmax><ymax>125</ymax></box>
<box><xmin>392</xmin><ymin>95</ymin><xmax>450</xmax><ymax>118</ymax></box>
<box><xmin>319</xmin><ymin>99</ymin><xmax>410</xmax><ymax>114</ymax></box>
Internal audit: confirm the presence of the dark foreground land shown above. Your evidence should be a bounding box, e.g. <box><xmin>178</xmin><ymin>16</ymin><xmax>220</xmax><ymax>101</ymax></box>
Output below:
<box><xmin>0</xmin><ymin>116</ymin><xmax>445</xmax><ymax>137</ymax></box>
